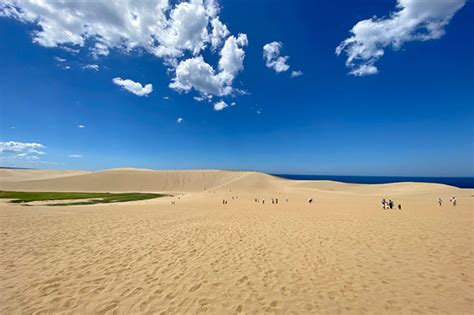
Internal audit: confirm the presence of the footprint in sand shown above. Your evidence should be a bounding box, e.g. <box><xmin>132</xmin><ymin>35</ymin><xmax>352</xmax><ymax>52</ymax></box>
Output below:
<box><xmin>189</xmin><ymin>283</ymin><xmax>202</xmax><ymax>292</ymax></box>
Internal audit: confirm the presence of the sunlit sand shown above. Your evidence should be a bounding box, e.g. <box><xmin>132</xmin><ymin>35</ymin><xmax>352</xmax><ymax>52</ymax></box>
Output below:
<box><xmin>1</xmin><ymin>168</ymin><xmax>473</xmax><ymax>313</ymax></box>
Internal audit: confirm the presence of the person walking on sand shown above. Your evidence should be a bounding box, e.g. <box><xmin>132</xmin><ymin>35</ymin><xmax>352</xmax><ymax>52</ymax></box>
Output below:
<box><xmin>398</xmin><ymin>204</ymin><xmax>402</xmax><ymax>210</ymax></box>
<box><xmin>388</xmin><ymin>200</ymin><xmax>394</xmax><ymax>209</ymax></box>
<box><xmin>438</xmin><ymin>198</ymin><xmax>443</xmax><ymax>206</ymax></box>
<box><xmin>382</xmin><ymin>199</ymin><xmax>387</xmax><ymax>209</ymax></box>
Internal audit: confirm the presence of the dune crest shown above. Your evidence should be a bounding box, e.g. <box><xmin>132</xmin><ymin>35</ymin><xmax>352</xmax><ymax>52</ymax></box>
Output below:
<box><xmin>0</xmin><ymin>168</ymin><xmax>463</xmax><ymax>196</ymax></box>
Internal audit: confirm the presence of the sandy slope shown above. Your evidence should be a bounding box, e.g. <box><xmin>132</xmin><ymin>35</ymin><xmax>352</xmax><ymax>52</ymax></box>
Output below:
<box><xmin>0</xmin><ymin>169</ymin><xmax>89</xmax><ymax>182</ymax></box>
<box><xmin>0</xmin><ymin>169</ymin><xmax>473</xmax><ymax>313</ymax></box>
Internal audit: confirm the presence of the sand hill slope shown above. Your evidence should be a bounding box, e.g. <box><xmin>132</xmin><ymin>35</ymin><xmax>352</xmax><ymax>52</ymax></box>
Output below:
<box><xmin>0</xmin><ymin>168</ymin><xmax>284</xmax><ymax>193</ymax></box>
<box><xmin>0</xmin><ymin>169</ymin><xmax>89</xmax><ymax>182</ymax></box>
<box><xmin>0</xmin><ymin>168</ymin><xmax>464</xmax><ymax>196</ymax></box>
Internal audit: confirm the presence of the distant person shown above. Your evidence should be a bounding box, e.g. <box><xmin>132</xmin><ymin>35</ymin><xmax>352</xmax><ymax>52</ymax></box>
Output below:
<box><xmin>262</xmin><ymin>199</ymin><xmax>265</xmax><ymax>204</ymax></box>
<box><xmin>271</xmin><ymin>198</ymin><xmax>274</xmax><ymax>204</ymax></box>
<box><xmin>275</xmin><ymin>198</ymin><xmax>278</xmax><ymax>204</ymax></box>
<box><xmin>389</xmin><ymin>200</ymin><xmax>394</xmax><ymax>209</ymax></box>
<box><xmin>382</xmin><ymin>199</ymin><xmax>387</xmax><ymax>209</ymax></box>
<box><xmin>308</xmin><ymin>198</ymin><xmax>313</xmax><ymax>204</ymax></box>
<box><xmin>398</xmin><ymin>204</ymin><xmax>402</xmax><ymax>210</ymax></box>
<box><xmin>438</xmin><ymin>198</ymin><xmax>443</xmax><ymax>206</ymax></box>
<box><xmin>452</xmin><ymin>197</ymin><xmax>457</xmax><ymax>206</ymax></box>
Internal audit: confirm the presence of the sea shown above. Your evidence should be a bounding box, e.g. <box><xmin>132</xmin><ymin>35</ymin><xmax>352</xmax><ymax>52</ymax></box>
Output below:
<box><xmin>272</xmin><ymin>174</ymin><xmax>474</xmax><ymax>189</ymax></box>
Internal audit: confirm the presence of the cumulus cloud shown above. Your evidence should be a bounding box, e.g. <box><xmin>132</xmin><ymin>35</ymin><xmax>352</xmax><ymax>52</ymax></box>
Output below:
<box><xmin>177</xmin><ymin>117</ymin><xmax>183</xmax><ymax>123</ymax></box>
<box><xmin>170</xmin><ymin>33</ymin><xmax>248</xmax><ymax>97</ymax></box>
<box><xmin>0</xmin><ymin>141</ymin><xmax>46</xmax><ymax>162</ymax></box>
<box><xmin>0</xmin><ymin>141</ymin><xmax>45</xmax><ymax>154</ymax></box>
<box><xmin>68</xmin><ymin>154</ymin><xmax>82</xmax><ymax>158</ymax></box>
<box><xmin>213</xmin><ymin>100</ymin><xmax>228</xmax><ymax>111</ymax></box>
<box><xmin>336</xmin><ymin>0</ymin><xmax>466</xmax><ymax>76</ymax></box>
<box><xmin>263</xmin><ymin>41</ymin><xmax>290</xmax><ymax>73</ymax></box>
<box><xmin>0</xmin><ymin>0</ymin><xmax>247</xmax><ymax>98</ymax></box>
<box><xmin>210</xmin><ymin>17</ymin><xmax>230</xmax><ymax>50</ymax></box>
<box><xmin>78</xmin><ymin>124</ymin><xmax>86</xmax><ymax>128</ymax></box>
<box><xmin>112</xmin><ymin>77</ymin><xmax>153</xmax><ymax>96</ymax></box>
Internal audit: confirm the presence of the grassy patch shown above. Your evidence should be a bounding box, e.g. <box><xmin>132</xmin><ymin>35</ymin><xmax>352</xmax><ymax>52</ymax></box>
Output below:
<box><xmin>0</xmin><ymin>191</ymin><xmax>167</xmax><ymax>206</ymax></box>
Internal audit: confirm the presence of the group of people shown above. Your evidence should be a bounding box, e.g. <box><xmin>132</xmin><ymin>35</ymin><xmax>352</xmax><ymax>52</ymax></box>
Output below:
<box><xmin>381</xmin><ymin>198</ymin><xmax>401</xmax><ymax>210</ymax></box>
<box><xmin>438</xmin><ymin>196</ymin><xmax>457</xmax><ymax>207</ymax></box>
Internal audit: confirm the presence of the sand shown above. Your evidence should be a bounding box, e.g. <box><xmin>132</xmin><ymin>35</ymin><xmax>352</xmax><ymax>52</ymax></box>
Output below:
<box><xmin>0</xmin><ymin>169</ymin><xmax>473</xmax><ymax>313</ymax></box>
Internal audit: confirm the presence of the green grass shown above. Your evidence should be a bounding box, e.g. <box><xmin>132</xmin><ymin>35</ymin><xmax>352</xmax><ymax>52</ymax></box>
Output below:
<box><xmin>0</xmin><ymin>191</ymin><xmax>168</xmax><ymax>206</ymax></box>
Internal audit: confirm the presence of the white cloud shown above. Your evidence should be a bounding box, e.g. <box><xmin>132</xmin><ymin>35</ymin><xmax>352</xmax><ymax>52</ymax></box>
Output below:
<box><xmin>0</xmin><ymin>141</ymin><xmax>45</xmax><ymax>154</ymax></box>
<box><xmin>0</xmin><ymin>0</ymin><xmax>247</xmax><ymax>97</ymax></box>
<box><xmin>290</xmin><ymin>70</ymin><xmax>303</xmax><ymax>78</ymax></box>
<box><xmin>153</xmin><ymin>0</ymin><xmax>211</xmax><ymax>59</ymax></box>
<box><xmin>82</xmin><ymin>64</ymin><xmax>99</xmax><ymax>71</ymax></box>
<box><xmin>112</xmin><ymin>77</ymin><xmax>153</xmax><ymax>96</ymax></box>
<box><xmin>193</xmin><ymin>95</ymin><xmax>212</xmax><ymax>102</ymax></box>
<box><xmin>170</xmin><ymin>34</ymin><xmax>248</xmax><ymax>97</ymax></box>
<box><xmin>68</xmin><ymin>154</ymin><xmax>83</xmax><ymax>158</ymax></box>
<box><xmin>336</xmin><ymin>0</ymin><xmax>466</xmax><ymax>76</ymax></box>
<box><xmin>163</xmin><ymin>96</ymin><xmax>170</xmax><ymax>100</ymax></box>
<box><xmin>78</xmin><ymin>124</ymin><xmax>86</xmax><ymax>128</ymax></box>
<box><xmin>177</xmin><ymin>117</ymin><xmax>183</xmax><ymax>123</ymax></box>
<box><xmin>0</xmin><ymin>141</ymin><xmax>46</xmax><ymax>162</ymax></box>
<box><xmin>16</xmin><ymin>154</ymin><xmax>39</xmax><ymax>161</ymax></box>
<box><xmin>210</xmin><ymin>17</ymin><xmax>230</xmax><ymax>50</ymax></box>
<box><xmin>263</xmin><ymin>41</ymin><xmax>290</xmax><ymax>73</ymax></box>
<box><xmin>213</xmin><ymin>100</ymin><xmax>228</xmax><ymax>111</ymax></box>
<box><xmin>54</xmin><ymin>56</ymin><xmax>66</xmax><ymax>63</ymax></box>
<box><xmin>169</xmin><ymin>56</ymin><xmax>230</xmax><ymax>96</ymax></box>
<box><xmin>219</xmin><ymin>34</ymin><xmax>248</xmax><ymax>76</ymax></box>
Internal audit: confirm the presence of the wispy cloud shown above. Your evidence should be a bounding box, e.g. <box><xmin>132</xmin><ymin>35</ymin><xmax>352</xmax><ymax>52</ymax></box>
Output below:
<box><xmin>336</xmin><ymin>0</ymin><xmax>466</xmax><ymax>76</ymax></box>
<box><xmin>177</xmin><ymin>117</ymin><xmax>183</xmax><ymax>123</ymax></box>
<box><xmin>112</xmin><ymin>77</ymin><xmax>153</xmax><ymax>96</ymax></box>
<box><xmin>290</xmin><ymin>70</ymin><xmax>303</xmax><ymax>78</ymax></box>
<box><xmin>82</xmin><ymin>64</ymin><xmax>99</xmax><ymax>71</ymax></box>
<box><xmin>68</xmin><ymin>154</ymin><xmax>83</xmax><ymax>158</ymax></box>
<box><xmin>78</xmin><ymin>124</ymin><xmax>85</xmax><ymax>128</ymax></box>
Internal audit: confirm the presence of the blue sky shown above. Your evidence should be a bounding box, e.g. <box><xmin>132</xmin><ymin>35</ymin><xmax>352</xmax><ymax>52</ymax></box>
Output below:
<box><xmin>0</xmin><ymin>0</ymin><xmax>473</xmax><ymax>176</ymax></box>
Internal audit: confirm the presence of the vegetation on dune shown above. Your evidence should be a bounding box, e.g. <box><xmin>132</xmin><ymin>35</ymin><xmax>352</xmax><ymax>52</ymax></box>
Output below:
<box><xmin>0</xmin><ymin>191</ymin><xmax>167</xmax><ymax>206</ymax></box>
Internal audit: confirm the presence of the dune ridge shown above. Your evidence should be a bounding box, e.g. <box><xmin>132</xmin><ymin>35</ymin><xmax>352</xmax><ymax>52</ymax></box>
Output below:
<box><xmin>0</xmin><ymin>168</ymin><xmax>462</xmax><ymax>195</ymax></box>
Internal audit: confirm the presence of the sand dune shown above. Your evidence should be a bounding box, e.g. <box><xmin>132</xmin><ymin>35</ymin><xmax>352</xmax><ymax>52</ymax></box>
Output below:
<box><xmin>0</xmin><ymin>169</ymin><xmax>473</xmax><ymax>313</ymax></box>
<box><xmin>0</xmin><ymin>168</ymin><xmax>274</xmax><ymax>193</ymax></box>
<box><xmin>0</xmin><ymin>168</ymin><xmax>89</xmax><ymax>182</ymax></box>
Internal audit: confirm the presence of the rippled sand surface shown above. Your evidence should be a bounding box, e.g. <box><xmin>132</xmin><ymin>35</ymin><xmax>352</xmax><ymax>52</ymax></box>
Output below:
<box><xmin>1</xmin><ymin>169</ymin><xmax>473</xmax><ymax>313</ymax></box>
